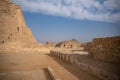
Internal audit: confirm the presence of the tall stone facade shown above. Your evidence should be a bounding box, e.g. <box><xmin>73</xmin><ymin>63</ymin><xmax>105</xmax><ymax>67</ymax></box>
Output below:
<box><xmin>0</xmin><ymin>0</ymin><xmax>37</xmax><ymax>50</ymax></box>
<box><xmin>83</xmin><ymin>36</ymin><xmax>120</xmax><ymax>63</ymax></box>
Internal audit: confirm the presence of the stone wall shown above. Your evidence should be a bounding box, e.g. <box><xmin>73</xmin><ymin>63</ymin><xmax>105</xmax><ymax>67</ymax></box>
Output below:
<box><xmin>50</xmin><ymin>50</ymin><xmax>120</xmax><ymax>80</ymax></box>
<box><xmin>0</xmin><ymin>0</ymin><xmax>37</xmax><ymax>51</ymax></box>
<box><xmin>83</xmin><ymin>36</ymin><xmax>120</xmax><ymax>63</ymax></box>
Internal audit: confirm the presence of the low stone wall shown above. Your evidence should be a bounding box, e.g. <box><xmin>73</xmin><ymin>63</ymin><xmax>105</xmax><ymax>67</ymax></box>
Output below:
<box><xmin>46</xmin><ymin>67</ymin><xmax>61</xmax><ymax>80</ymax></box>
<box><xmin>50</xmin><ymin>50</ymin><xmax>76</xmax><ymax>64</ymax></box>
<box><xmin>50</xmin><ymin>50</ymin><xmax>120</xmax><ymax>80</ymax></box>
<box><xmin>83</xmin><ymin>36</ymin><xmax>120</xmax><ymax>63</ymax></box>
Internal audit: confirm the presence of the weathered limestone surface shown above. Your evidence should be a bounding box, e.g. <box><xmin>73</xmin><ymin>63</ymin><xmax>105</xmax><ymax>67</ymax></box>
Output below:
<box><xmin>0</xmin><ymin>0</ymin><xmax>37</xmax><ymax>51</ymax></box>
<box><xmin>83</xmin><ymin>36</ymin><xmax>120</xmax><ymax>63</ymax></box>
<box><xmin>56</xmin><ymin>39</ymin><xmax>81</xmax><ymax>48</ymax></box>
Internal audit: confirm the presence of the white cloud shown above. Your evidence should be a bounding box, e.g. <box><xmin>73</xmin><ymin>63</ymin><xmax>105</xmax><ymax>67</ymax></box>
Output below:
<box><xmin>12</xmin><ymin>0</ymin><xmax>120</xmax><ymax>22</ymax></box>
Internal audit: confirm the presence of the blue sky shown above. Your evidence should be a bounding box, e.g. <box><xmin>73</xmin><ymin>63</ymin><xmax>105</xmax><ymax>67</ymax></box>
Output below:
<box><xmin>12</xmin><ymin>0</ymin><xmax>120</xmax><ymax>43</ymax></box>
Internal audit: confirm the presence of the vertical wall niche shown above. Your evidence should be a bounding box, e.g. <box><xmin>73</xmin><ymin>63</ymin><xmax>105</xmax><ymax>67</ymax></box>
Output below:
<box><xmin>1</xmin><ymin>40</ymin><xmax>4</xmax><ymax>44</ymax></box>
<box><xmin>17</xmin><ymin>27</ymin><xmax>19</xmax><ymax>32</ymax></box>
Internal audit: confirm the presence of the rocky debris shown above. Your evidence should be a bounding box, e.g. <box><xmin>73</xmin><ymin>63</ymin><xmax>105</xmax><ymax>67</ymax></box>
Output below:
<box><xmin>33</xmin><ymin>43</ymin><xmax>50</xmax><ymax>52</ymax></box>
<box><xmin>83</xmin><ymin>36</ymin><xmax>120</xmax><ymax>63</ymax></box>
<box><xmin>56</xmin><ymin>39</ymin><xmax>81</xmax><ymax>48</ymax></box>
<box><xmin>45</xmin><ymin>42</ymin><xmax>56</xmax><ymax>47</ymax></box>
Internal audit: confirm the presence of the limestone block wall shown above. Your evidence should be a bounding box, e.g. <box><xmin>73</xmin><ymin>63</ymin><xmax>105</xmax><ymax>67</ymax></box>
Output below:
<box><xmin>83</xmin><ymin>42</ymin><xmax>92</xmax><ymax>54</ymax></box>
<box><xmin>0</xmin><ymin>0</ymin><xmax>37</xmax><ymax>50</ymax></box>
<box><xmin>83</xmin><ymin>36</ymin><xmax>120</xmax><ymax>63</ymax></box>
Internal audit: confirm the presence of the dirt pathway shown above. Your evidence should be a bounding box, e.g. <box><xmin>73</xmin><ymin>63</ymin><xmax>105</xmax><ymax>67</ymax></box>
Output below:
<box><xmin>0</xmin><ymin>52</ymin><xmax>101</xmax><ymax>80</ymax></box>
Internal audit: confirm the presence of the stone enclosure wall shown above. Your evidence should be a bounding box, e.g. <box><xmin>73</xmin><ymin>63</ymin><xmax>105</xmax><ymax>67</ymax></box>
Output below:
<box><xmin>50</xmin><ymin>50</ymin><xmax>120</xmax><ymax>80</ymax></box>
<box><xmin>83</xmin><ymin>36</ymin><xmax>120</xmax><ymax>63</ymax></box>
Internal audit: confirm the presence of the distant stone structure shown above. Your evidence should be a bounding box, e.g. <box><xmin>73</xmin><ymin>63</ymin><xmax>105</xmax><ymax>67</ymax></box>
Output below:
<box><xmin>56</xmin><ymin>39</ymin><xmax>81</xmax><ymax>48</ymax></box>
<box><xmin>45</xmin><ymin>42</ymin><xmax>56</xmax><ymax>47</ymax></box>
<box><xmin>0</xmin><ymin>0</ymin><xmax>47</xmax><ymax>51</ymax></box>
<box><xmin>83</xmin><ymin>36</ymin><xmax>120</xmax><ymax>63</ymax></box>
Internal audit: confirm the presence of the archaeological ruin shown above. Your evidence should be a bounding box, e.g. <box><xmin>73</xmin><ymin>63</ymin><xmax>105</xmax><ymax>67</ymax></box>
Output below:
<box><xmin>56</xmin><ymin>39</ymin><xmax>81</xmax><ymax>48</ymax></box>
<box><xmin>0</xmin><ymin>0</ymin><xmax>120</xmax><ymax>80</ymax></box>
<box><xmin>0</xmin><ymin>0</ymin><xmax>49</xmax><ymax>52</ymax></box>
<box><xmin>83</xmin><ymin>36</ymin><xmax>120</xmax><ymax>63</ymax></box>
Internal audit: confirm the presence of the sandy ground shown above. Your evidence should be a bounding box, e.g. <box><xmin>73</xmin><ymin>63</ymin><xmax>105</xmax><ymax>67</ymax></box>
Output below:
<box><xmin>0</xmin><ymin>51</ymin><xmax>101</xmax><ymax>80</ymax></box>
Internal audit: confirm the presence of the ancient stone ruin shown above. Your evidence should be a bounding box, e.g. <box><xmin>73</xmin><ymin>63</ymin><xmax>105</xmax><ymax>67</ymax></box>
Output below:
<box><xmin>50</xmin><ymin>36</ymin><xmax>120</xmax><ymax>80</ymax></box>
<box><xmin>0</xmin><ymin>0</ymin><xmax>41</xmax><ymax>51</ymax></box>
<box><xmin>0</xmin><ymin>1</ymin><xmax>120</xmax><ymax>80</ymax></box>
<box><xmin>83</xmin><ymin>36</ymin><xmax>120</xmax><ymax>63</ymax></box>
<box><xmin>56</xmin><ymin>39</ymin><xmax>81</xmax><ymax>48</ymax></box>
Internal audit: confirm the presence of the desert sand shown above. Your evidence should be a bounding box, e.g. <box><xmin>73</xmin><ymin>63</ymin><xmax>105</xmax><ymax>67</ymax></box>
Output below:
<box><xmin>0</xmin><ymin>51</ymin><xmax>101</xmax><ymax>80</ymax></box>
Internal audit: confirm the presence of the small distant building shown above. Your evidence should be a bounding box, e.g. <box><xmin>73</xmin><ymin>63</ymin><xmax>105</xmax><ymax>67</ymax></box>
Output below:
<box><xmin>56</xmin><ymin>39</ymin><xmax>81</xmax><ymax>48</ymax></box>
